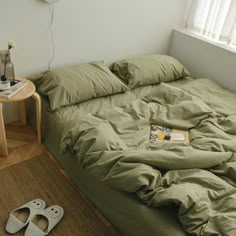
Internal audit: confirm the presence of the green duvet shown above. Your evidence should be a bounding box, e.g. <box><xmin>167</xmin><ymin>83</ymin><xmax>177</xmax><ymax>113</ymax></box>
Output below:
<box><xmin>61</xmin><ymin>79</ymin><xmax>236</xmax><ymax>235</ymax></box>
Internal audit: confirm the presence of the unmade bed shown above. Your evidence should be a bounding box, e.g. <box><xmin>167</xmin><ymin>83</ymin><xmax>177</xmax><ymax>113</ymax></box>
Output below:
<box><xmin>29</xmin><ymin>55</ymin><xmax>236</xmax><ymax>236</ymax></box>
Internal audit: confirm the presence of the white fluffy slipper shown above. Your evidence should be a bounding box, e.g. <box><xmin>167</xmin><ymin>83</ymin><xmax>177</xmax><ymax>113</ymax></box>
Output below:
<box><xmin>24</xmin><ymin>205</ymin><xmax>64</xmax><ymax>236</ymax></box>
<box><xmin>5</xmin><ymin>199</ymin><xmax>46</xmax><ymax>234</ymax></box>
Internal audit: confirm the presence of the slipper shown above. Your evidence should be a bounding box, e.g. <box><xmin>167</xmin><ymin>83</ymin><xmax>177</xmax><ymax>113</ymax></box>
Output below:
<box><xmin>24</xmin><ymin>205</ymin><xmax>64</xmax><ymax>236</ymax></box>
<box><xmin>6</xmin><ymin>199</ymin><xmax>46</xmax><ymax>234</ymax></box>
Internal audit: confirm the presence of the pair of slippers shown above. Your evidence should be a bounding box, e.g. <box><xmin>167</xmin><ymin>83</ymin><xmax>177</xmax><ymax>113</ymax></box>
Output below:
<box><xmin>6</xmin><ymin>199</ymin><xmax>64</xmax><ymax>235</ymax></box>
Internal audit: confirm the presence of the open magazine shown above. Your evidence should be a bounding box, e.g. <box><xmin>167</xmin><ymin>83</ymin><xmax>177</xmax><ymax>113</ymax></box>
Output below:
<box><xmin>150</xmin><ymin>125</ymin><xmax>190</xmax><ymax>143</ymax></box>
<box><xmin>0</xmin><ymin>80</ymin><xmax>27</xmax><ymax>99</ymax></box>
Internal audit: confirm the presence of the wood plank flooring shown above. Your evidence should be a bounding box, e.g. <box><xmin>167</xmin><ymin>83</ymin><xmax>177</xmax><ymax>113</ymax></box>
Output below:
<box><xmin>0</xmin><ymin>122</ymin><xmax>121</xmax><ymax>235</ymax></box>
<box><xmin>0</xmin><ymin>122</ymin><xmax>47</xmax><ymax>169</ymax></box>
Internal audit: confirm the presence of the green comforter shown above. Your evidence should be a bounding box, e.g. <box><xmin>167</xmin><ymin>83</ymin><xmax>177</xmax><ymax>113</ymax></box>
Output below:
<box><xmin>61</xmin><ymin>79</ymin><xmax>236</xmax><ymax>236</ymax></box>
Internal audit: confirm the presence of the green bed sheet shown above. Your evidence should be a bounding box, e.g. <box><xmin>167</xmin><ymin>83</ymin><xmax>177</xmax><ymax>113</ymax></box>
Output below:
<box><xmin>36</xmin><ymin>80</ymin><xmax>196</xmax><ymax>236</ymax></box>
<box><xmin>36</xmin><ymin>78</ymin><xmax>236</xmax><ymax>236</ymax></box>
<box><xmin>60</xmin><ymin>79</ymin><xmax>236</xmax><ymax>235</ymax></box>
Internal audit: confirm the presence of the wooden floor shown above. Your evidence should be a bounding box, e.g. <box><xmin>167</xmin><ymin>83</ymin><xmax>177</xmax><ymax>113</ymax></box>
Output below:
<box><xmin>0</xmin><ymin>122</ymin><xmax>121</xmax><ymax>235</ymax></box>
<box><xmin>0</xmin><ymin>122</ymin><xmax>47</xmax><ymax>169</ymax></box>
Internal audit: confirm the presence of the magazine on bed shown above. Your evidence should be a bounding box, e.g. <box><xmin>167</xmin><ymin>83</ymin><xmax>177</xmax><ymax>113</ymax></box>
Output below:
<box><xmin>150</xmin><ymin>125</ymin><xmax>190</xmax><ymax>143</ymax></box>
<box><xmin>0</xmin><ymin>80</ymin><xmax>27</xmax><ymax>99</ymax></box>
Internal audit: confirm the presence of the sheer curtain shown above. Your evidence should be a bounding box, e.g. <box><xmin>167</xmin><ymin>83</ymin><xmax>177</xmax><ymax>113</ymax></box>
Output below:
<box><xmin>186</xmin><ymin>0</ymin><xmax>236</xmax><ymax>46</ymax></box>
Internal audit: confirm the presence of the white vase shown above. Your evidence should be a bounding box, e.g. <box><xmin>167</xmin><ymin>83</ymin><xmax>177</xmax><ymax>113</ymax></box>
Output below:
<box><xmin>0</xmin><ymin>80</ymin><xmax>11</xmax><ymax>91</ymax></box>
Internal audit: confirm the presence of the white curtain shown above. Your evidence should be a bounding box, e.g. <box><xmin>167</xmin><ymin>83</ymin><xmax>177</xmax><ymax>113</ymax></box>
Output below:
<box><xmin>186</xmin><ymin>0</ymin><xmax>236</xmax><ymax>46</ymax></box>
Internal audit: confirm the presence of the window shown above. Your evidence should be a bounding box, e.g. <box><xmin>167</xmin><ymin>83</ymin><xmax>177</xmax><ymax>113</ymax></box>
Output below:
<box><xmin>186</xmin><ymin>0</ymin><xmax>236</xmax><ymax>47</ymax></box>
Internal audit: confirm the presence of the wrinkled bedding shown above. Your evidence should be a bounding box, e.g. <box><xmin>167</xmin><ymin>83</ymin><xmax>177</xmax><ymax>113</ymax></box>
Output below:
<box><xmin>61</xmin><ymin>79</ymin><xmax>236</xmax><ymax>236</ymax></box>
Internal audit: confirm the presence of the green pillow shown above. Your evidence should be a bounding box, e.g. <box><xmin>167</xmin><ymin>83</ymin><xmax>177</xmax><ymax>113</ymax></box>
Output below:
<box><xmin>110</xmin><ymin>55</ymin><xmax>191</xmax><ymax>89</ymax></box>
<box><xmin>35</xmin><ymin>61</ymin><xmax>129</xmax><ymax>111</ymax></box>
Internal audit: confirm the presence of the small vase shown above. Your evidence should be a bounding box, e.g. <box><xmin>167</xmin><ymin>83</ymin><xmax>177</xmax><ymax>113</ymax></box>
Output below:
<box><xmin>0</xmin><ymin>50</ymin><xmax>15</xmax><ymax>82</ymax></box>
<box><xmin>0</xmin><ymin>51</ymin><xmax>8</xmax><ymax>79</ymax></box>
<box><xmin>0</xmin><ymin>80</ymin><xmax>11</xmax><ymax>91</ymax></box>
<box><xmin>6</xmin><ymin>60</ymin><xmax>15</xmax><ymax>81</ymax></box>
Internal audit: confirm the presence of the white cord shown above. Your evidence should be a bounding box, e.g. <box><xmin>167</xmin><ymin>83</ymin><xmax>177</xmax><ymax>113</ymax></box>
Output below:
<box><xmin>48</xmin><ymin>2</ymin><xmax>55</xmax><ymax>71</ymax></box>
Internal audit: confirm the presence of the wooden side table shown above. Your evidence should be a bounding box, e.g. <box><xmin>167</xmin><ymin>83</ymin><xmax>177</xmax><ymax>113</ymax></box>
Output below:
<box><xmin>0</xmin><ymin>78</ymin><xmax>41</xmax><ymax>157</ymax></box>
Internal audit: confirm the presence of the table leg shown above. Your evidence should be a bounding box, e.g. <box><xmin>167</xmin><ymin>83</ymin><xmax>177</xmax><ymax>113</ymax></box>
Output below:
<box><xmin>0</xmin><ymin>103</ymin><xmax>8</xmax><ymax>157</ymax></box>
<box><xmin>19</xmin><ymin>100</ymin><xmax>27</xmax><ymax>125</ymax></box>
<box><xmin>32</xmin><ymin>92</ymin><xmax>41</xmax><ymax>144</ymax></box>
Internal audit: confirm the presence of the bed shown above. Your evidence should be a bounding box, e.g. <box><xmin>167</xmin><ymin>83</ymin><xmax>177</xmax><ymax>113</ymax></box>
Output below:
<box><xmin>28</xmin><ymin>55</ymin><xmax>236</xmax><ymax>236</ymax></box>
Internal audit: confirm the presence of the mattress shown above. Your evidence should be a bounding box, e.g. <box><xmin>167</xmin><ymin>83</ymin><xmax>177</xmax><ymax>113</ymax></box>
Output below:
<box><xmin>31</xmin><ymin>79</ymin><xmax>195</xmax><ymax>236</ymax></box>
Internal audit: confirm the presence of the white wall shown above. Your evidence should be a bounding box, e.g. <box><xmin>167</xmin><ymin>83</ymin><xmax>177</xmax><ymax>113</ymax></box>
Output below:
<box><xmin>1</xmin><ymin>0</ymin><xmax>188</xmax><ymax>123</ymax></box>
<box><xmin>169</xmin><ymin>29</ymin><xmax>236</xmax><ymax>93</ymax></box>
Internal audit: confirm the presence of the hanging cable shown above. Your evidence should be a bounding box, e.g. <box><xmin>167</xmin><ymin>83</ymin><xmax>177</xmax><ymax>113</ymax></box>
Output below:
<box><xmin>48</xmin><ymin>2</ymin><xmax>55</xmax><ymax>71</ymax></box>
